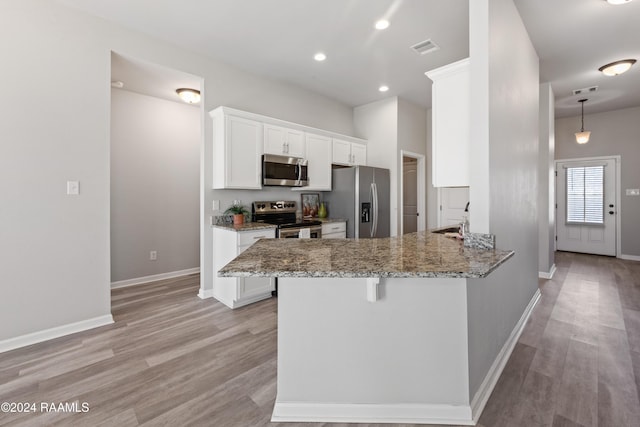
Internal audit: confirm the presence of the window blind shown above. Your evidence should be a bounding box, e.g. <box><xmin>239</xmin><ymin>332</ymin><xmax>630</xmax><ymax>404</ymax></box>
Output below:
<box><xmin>566</xmin><ymin>166</ymin><xmax>604</xmax><ymax>224</ymax></box>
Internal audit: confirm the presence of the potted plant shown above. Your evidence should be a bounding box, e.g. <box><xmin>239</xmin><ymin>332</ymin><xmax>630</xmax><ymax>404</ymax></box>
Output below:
<box><xmin>224</xmin><ymin>203</ymin><xmax>249</xmax><ymax>225</ymax></box>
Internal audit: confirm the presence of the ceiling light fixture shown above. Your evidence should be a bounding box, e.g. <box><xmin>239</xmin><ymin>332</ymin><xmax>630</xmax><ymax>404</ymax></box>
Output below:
<box><xmin>575</xmin><ymin>99</ymin><xmax>591</xmax><ymax>144</ymax></box>
<box><xmin>314</xmin><ymin>52</ymin><xmax>327</xmax><ymax>62</ymax></box>
<box><xmin>379</xmin><ymin>85</ymin><xmax>389</xmax><ymax>92</ymax></box>
<box><xmin>605</xmin><ymin>0</ymin><xmax>632</xmax><ymax>5</ymax></box>
<box><xmin>375</xmin><ymin>20</ymin><xmax>390</xmax><ymax>30</ymax></box>
<box><xmin>598</xmin><ymin>59</ymin><xmax>636</xmax><ymax>76</ymax></box>
<box><xmin>176</xmin><ymin>88</ymin><xmax>201</xmax><ymax>104</ymax></box>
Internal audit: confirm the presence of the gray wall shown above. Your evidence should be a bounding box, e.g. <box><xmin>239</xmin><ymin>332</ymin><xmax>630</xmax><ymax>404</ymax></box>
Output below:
<box><xmin>538</xmin><ymin>84</ymin><xmax>556</xmax><ymax>275</ymax></box>
<box><xmin>555</xmin><ymin>105</ymin><xmax>640</xmax><ymax>257</ymax></box>
<box><xmin>467</xmin><ymin>0</ymin><xmax>540</xmax><ymax>400</ymax></box>
<box><xmin>0</xmin><ymin>0</ymin><xmax>355</xmax><ymax>343</ymax></box>
<box><xmin>111</xmin><ymin>89</ymin><xmax>199</xmax><ymax>283</ymax></box>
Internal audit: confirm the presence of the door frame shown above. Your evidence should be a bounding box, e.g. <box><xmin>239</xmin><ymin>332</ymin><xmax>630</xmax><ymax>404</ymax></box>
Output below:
<box><xmin>399</xmin><ymin>150</ymin><xmax>426</xmax><ymax>233</ymax></box>
<box><xmin>554</xmin><ymin>155</ymin><xmax>621</xmax><ymax>257</ymax></box>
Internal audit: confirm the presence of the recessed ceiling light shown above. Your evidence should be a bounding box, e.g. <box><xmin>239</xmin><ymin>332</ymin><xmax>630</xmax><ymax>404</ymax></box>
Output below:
<box><xmin>379</xmin><ymin>85</ymin><xmax>389</xmax><ymax>92</ymax></box>
<box><xmin>375</xmin><ymin>20</ymin><xmax>390</xmax><ymax>30</ymax></box>
<box><xmin>605</xmin><ymin>0</ymin><xmax>631</xmax><ymax>5</ymax></box>
<box><xmin>176</xmin><ymin>88</ymin><xmax>201</xmax><ymax>104</ymax></box>
<box><xmin>598</xmin><ymin>59</ymin><xmax>636</xmax><ymax>76</ymax></box>
<box><xmin>314</xmin><ymin>52</ymin><xmax>327</xmax><ymax>62</ymax></box>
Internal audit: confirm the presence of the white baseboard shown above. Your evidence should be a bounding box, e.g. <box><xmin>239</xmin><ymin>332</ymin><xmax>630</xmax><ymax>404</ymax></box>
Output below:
<box><xmin>538</xmin><ymin>263</ymin><xmax>556</xmax><ymax>279</ymax></box>
<box><xmin>198</xmin><ymin>288</ymin><xmax>214</xmax><ymax>299</ymax></box>
<box><xmin>619</xmin><ymin>254</ymin><xmax>640</xmax><ymax>262</ymax></box>
<box><xmin>272</xmin><ymin>401</ymin><xmax>474</xmax><ymax>425</ymax></box>
<box><xmin>470</xmin><ymin>288</ymin><xmax>541</xmax><ymax>423</ymax></box>
<box><xmin>111</xmin><ymin>267</ymin><xmax>200</xmax><ymax>289</ymax></box>
<box><xmin>0</xmin><ymin>315</ymin><xmax>114</xmax><ymax>354</ymax></box>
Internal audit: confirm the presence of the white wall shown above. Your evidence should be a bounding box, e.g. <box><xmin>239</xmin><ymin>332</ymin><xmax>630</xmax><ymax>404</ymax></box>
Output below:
<box><xmin>538</xmin><ymin>84</ymin><xmax>556</xmax><ymax>275</ymax></box>
<box><xmin>467</xmin><ymin>0</ymin><xmax>540</xmax><ymax>400</ymax></box>
<box><xmin>111</xmin><ymin>89</ymin><xmax>199</xmax><ymax>283</ymax></box>
<box><xmin>398</xmin><ymin>98</ymin><xmax>428</xmax><ymax>232</ymax></box>
<box><xmin>426</xmin><ymin>108</ymin><xmax>439</xmax><ymax>229</ymax></box>
<box><xmin>354</xmin><ymin>98</ymin><xmax>399</xmax><ymax>235</ymax></box>
<box><xmin>555</xmin><ymin>106</ymin><xmax>640</xmax><ymax>258</ymax></box>
<box><xmin>0</xmin><ymin>0</ymin><xmax>355</xmax><ymax>345</ymax></box>
<box><xmin>354</xmin><ymin>97</ymin><xmax>428</xmax><ymax>236</ymax></box>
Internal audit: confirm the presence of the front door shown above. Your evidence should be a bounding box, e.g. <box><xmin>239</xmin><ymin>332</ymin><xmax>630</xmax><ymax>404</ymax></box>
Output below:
<box><xmin>556</xmin><ymin>158</ymin><xmax>617</xmax><ymax>256</ymax></box>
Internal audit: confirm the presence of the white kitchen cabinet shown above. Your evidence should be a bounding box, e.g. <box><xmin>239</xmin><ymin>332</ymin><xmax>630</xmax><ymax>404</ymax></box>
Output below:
<box><xmin>264</xmin><ymin>124</ymin><xmax>305</xmax><ymax>158</ymax></box>
<box><xmin>425</xmin><ymin>58</ymin><xmax>470</xmax><ymax>187</ymax></box>
<box><xmin>210</xmin><ymin>108</ymin><xmax>263</xmax><ymax>189</ymax></box>
<box><xmin>332</xmin><ymin>139</ymin><xmax>367</xmax><ymax>166</ymax></box>
<box><xmin>295</xmin><ymin>133</ymin><xmax>332</xmax><ymax>191</ymax></box>
<box><xmin>321</xmin><ymin>221</ymin><xmax>346</xmax><ymax>238</ymax></box>
<box><xmin>213</xmin><ymin>227</ymin><xmax>276</xmax><ymax>308</ymax></box>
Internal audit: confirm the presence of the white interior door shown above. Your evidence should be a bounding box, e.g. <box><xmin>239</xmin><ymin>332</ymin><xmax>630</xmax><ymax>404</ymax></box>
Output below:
<box><xmin>439</xmin><ymin>187</ymin><xmax>469</xmax><ymax>227</ymax></box>
<box><xmin>556</xmin><ymin>158</ymin><xmax>616</xmax><ymax>256</ymax></box>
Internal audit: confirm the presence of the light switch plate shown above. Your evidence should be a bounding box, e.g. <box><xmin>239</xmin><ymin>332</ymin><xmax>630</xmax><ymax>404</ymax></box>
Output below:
<box><xmin>212</xmin><ymin>200</ymin><xmax>220</xmax><ymax>211</ymax></box>
<box><xmin>626</xmin><ymin>189</ymin><xmax>640</xmax><ymax>196</ymax></box>
<box><xmin>66</xmin><ymin>181</ymin><xmax>80</xmax><ymax>195</ymax></box>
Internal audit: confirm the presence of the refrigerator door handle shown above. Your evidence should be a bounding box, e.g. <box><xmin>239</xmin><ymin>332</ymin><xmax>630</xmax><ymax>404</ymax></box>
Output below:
<box><xmin>371</xmin><ymin>182</ymin><xmax>378</xmax><ymax>237</ymax></box>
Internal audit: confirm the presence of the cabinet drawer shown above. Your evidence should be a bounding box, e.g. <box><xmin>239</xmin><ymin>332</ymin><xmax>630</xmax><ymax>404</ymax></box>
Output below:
<box><xmin>238</xmin><ymin>229</ymin><xmax>275</xmax><ymax>247</ymax></box>
<box><xmin>322</xmin><ymin>222</ymin><xmax>346</xmax><ymax>235</ymax></box>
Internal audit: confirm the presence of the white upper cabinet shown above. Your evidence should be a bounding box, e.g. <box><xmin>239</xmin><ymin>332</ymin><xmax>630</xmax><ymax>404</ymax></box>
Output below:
<box><xmin>264</xmin><ymin>124</ymin><xmax>305</xmax><ymax>158</ymax></box>
<box><xmin>299</xmin><ymin>133</ymin><xmax>332</xmax><ymax>191</ymax></box>
<box><xmin>425</xmin><ymin>58</ymin><xmax>470</xmax><ymax>187</ymax></box>
<box><xmin>350</xmin><ymin>142</ymin><xmax>367</xmax><ymax>166</ymax></box>
<box><xmin>211</xmin><ymin>108</ymin><xmax>263</xmax><ymax>189</ymax></box>
<box><xmin>210</xmin><ymin>106</ymin><xmax>366</xmax><ymax>190</ymax></box>
<box><xmin>332</xmin><ymin>139</ymin><xmax>367</xmax><ymax>166</ymax></box>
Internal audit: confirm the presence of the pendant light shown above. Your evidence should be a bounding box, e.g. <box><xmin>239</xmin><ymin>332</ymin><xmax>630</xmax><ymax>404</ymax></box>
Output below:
<box><xmin>575</xmin><ymin>99</ymin><xmax>591</xmax><ymax>144</ymax></box>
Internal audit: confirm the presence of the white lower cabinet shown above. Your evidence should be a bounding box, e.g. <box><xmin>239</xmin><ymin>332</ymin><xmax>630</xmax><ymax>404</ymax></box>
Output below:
<box><xmin>213</xmin><ymin>227</ymin><xmax>276</xmax><ymax>308</ymax></box>
<box><xmin>321</xmin><ymin>221</ymin><xmax>346</xmax><ymax>238</ymax></box>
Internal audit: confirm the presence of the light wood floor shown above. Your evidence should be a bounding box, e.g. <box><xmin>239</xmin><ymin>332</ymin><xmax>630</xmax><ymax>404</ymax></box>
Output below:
<box><xmin>1</xmin><ymin>252</ymin><xmax>639</xmax><ymax>426</ymax></box>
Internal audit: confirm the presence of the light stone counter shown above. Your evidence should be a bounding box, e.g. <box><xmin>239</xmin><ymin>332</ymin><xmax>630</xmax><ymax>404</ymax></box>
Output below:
<box><xmin>217</xmin><ymin>230</ymin><xmax>521</xmax><ymax>425</ymax></box>
<box><xmin>211</xmin><ymin>222</ymin><xmax>276</xmax><ymax>232</ymax></box>
<box><xmin>218</xmin><ymin>230</ymin><xmax>513</xmax><ymax>279</ymax></box>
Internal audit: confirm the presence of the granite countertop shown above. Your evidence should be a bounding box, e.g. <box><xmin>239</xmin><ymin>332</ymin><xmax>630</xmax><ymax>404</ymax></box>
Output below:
<box><xmin>317</xmin><ymin>218</ymin><xmax>347</xmax><ymax>223</ymax></box>
<box><xmin>218</xmin><ymin>231</ymin><xmax>513</xmax><ymax>279</ymax></box>
<box><xmin>212</xmin><ymin>222</ymin><xmax>277</xmax><ymax>232</ymax></box>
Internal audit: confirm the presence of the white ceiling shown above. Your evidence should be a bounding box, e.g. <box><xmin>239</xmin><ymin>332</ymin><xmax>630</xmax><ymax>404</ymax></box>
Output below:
<box><xmin>58</xmin><ymin>0</ymin><xmax>639</xmax><ymax>118</ymax></box>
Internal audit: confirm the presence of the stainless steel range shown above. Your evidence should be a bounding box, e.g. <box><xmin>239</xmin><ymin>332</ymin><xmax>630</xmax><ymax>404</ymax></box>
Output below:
<box><xmin>252</xmin><ymin>201</ymin><xmax>322</xmax><ymax>238</ymax></box>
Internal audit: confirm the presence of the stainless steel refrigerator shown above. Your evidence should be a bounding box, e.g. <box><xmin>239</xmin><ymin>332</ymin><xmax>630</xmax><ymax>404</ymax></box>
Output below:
<box><xmin>324</xmin><ymin>166</ymin><xmax>390</xmax><ymax>238</ymax></box>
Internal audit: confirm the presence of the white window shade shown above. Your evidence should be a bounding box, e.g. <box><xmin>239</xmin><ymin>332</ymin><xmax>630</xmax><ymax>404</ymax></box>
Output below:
<box><xmin>566</xmin><ymin>166</ymin><xmax>604</xmax><ymax>225</ymax></box>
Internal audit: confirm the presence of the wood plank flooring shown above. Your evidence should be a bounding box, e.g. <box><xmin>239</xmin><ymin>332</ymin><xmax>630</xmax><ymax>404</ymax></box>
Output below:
<box><xmin>0</xmin><ymin>252</ymin><xmax>639</xmax><ymax>426</ymax></box>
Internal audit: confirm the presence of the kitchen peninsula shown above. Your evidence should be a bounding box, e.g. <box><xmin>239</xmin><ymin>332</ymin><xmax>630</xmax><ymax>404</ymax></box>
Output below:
<box><xmin>219</xmin><ymin>231</ymin><xmax>527</xmax><ymax>425</ymax></box>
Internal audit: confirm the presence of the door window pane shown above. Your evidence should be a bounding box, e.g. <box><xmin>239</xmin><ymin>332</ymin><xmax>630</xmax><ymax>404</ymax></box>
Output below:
<box><xmin>566</xmin><ymin>166</ymin><xmax>604</xmax><ymax>224</ymax></box>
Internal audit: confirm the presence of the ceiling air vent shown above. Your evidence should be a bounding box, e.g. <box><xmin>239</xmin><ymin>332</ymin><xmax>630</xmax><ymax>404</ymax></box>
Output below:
<box><xmin>411</xmin><ymin>39</ymin><xmax>440</xmax><ymax>55</ymax></box>
<box><xmin>572</xmin><ymin>86</ymin><xmax>598</xmax><ymax>96</ymax></box>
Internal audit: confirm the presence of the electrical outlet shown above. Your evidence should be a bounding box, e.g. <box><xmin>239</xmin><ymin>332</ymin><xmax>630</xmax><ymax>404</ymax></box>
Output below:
<box><xmin>66</xmin><ymin>180</ymin><xmax>80</xmax><ymax>195</ymax></box>
<box><xmin>149</xmin><ymin>250</ymin><xmax>157</xmax><ymax>261</ymax></box>
<box><xmin>212</xmin><ymin>200</ymin><xmax>220</xmax><ymax>211</ymax></box>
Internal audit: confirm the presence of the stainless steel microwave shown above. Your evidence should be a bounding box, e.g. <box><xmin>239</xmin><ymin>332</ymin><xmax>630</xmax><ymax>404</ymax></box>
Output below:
<box><xmin>262</xmin><ymin>154</ymin><xmax>308</xmax><ymax>187</ymax></box>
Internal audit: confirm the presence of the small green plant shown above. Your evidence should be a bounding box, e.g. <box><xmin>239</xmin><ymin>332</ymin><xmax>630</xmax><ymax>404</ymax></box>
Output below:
<box><xmin>224</xmin><ymin>204</ymin><xmax>249</xmax><ymax>216</ymax></box>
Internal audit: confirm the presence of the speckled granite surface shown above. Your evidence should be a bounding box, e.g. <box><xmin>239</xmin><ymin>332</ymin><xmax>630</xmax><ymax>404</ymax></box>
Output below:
<box><xmin>218</xmin><ymin>231</ymin><xmax>513</xmax><ymax>279</ymax></box>
<box><xmin>212</xmin><ymin>222</ymin><xmax>277</xmax><ymax>232</ymax></box>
